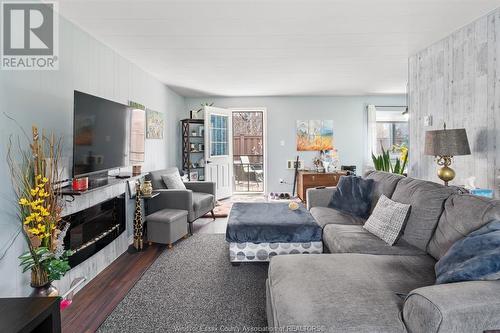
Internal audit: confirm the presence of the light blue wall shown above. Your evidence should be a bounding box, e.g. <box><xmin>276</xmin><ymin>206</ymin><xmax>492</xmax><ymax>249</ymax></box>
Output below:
<box><xmin>186</xmin><ymin>95</ymin><xmax>406</xmax><ymax>193</ymax></box>
<box><xmin>0</xmin><ymin>12</ymin><xmax>186</xmax><ymax>296</ymax></box>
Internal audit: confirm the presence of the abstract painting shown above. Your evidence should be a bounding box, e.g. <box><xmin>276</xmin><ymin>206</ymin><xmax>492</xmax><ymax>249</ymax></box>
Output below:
<box><xmin>296</xmin><ymin>120</ymin><xmax>334</xmax><ymax>151</ymax></box>
<box><xmin>146</xmin><ymin>109</ymin><xmax>164</xmax><ymax>139</ymax></box>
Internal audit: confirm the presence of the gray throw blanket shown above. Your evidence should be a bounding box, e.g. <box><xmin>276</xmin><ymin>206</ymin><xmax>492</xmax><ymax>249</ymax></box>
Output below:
<box><xmin>435</xmin><ymin>220</ymin><xmax>500</xmax><ymax>284</ymax></box>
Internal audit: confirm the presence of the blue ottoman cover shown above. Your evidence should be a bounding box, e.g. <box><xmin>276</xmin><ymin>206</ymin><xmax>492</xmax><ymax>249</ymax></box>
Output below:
<box><xmin>226</xmin><ymin>202</ymin><xmax>322</xmax><ymax>243</ymax></box>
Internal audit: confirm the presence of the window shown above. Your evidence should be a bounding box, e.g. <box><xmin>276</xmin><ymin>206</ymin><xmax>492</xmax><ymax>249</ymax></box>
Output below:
<box><xmin>375</xmin><ymin>122</ymin><xmax>408</xmax><ymax>155</ymax></box>
<box><xmin>210</xmin><ymin>114</ymin><xmax>229</xmax><ymax>156</ymax></box>
<box><xmin>366</xmin><ymin>105</ymin><xmax>409</xmax><ymax>170</ymax></box>
<box><xmin>373</xmin><ymin>109</ymin><xmax>408</xmax><ymax>153</ymax></box>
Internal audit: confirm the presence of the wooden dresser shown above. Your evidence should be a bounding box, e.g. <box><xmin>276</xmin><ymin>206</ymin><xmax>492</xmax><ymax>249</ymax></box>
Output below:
<box><xmin>296</xmin><ymin>171</ymin><xmax>347</xmax><ymax>202</ymax></box>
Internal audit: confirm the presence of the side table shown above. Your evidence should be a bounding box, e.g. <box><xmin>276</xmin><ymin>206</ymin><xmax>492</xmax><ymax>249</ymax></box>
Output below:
<box><xmin>0</xmin><ymin>297</ymin><xmax>61</xmax><ymax>333</ymax></box>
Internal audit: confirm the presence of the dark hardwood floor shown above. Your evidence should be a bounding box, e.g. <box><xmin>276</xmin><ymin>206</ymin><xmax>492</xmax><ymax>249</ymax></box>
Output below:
<box><xmin>61</xmin><ymin>244</ymin><xmax>165</xmax><ymax>333</ymax></box>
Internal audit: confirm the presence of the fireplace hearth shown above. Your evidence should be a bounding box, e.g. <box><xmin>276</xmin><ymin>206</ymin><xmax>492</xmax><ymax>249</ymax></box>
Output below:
<box><xmin>63</xmin><ymin>195</ymin><xmax>125</xmax><ymax>268</ymax></box>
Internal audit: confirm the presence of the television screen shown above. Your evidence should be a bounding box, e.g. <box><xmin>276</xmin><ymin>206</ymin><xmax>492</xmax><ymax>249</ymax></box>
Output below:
<box><xmin>73</xmin><ymin>91</ymin><xmax>130</xmax><ymax>177</ymax></box>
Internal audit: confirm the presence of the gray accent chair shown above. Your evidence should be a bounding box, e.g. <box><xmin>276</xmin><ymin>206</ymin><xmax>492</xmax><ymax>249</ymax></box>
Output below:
<box><xmin>267</xmin><ymin>171</ymin><xmax>500</xmax><ymax>332</ymax></box>
<box><xmin>146</xmin><ymin>168</ymin><xmax>216</xmax><ymax>234</ymax></box>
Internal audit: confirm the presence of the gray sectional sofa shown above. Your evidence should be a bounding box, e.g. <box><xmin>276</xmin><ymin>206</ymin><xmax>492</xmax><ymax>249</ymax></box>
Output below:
<box><xmin>266</xmin><ymin>171</ymin><xmax>500</xmax><ymax>332</ymax></box>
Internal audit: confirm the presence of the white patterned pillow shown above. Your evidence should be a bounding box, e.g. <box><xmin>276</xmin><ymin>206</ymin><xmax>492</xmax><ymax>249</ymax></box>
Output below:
<box><xmin>363</xmin><ymin>195</ymin><xmax>410</xmax><ymax>246</ymax></box>
<box><xmin>161</xmin><ymin>172</ymin><xmax>186</xmax><ymax>190</ymax></box>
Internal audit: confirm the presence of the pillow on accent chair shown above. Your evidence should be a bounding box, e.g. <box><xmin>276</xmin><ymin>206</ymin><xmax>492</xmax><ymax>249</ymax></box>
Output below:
<box><xmin>363</xmin><ymin>195</ymin><xmax>411</xmax><ymax>245</ymax></box>
<box><xmin>162</xmin><ymin>172</ymin><xmax>186</xmax><ymax>190</ymax></box>
<box><xmin>328</xmin><ymin>176</ymin><xmax>374</xmax><ymax>219</ymax></box>
<box><xmin>435</xmin><ymin>220</ymin><xmax>500</xmax><ymax>284</ymax></box>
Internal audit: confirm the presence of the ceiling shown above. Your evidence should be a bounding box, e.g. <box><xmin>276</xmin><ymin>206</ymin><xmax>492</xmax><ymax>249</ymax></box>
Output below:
<box><xmin>57</xmin><ymin>0</ymin><xmax>500</xmax><ymax>97</ymax></box>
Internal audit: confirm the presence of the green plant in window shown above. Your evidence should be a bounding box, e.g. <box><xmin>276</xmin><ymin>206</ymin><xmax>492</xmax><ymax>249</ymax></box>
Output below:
<box><xmin>372</xmin><ymin>144</ymin><xmax>408</xmax><ymax>175</ymax></box>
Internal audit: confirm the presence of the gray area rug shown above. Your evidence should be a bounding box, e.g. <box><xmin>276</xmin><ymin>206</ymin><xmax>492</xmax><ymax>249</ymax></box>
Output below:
<box><xmin>98</xmin><ymin>234</ymin><xmax>268</xmax><ymax>332</ymax></box>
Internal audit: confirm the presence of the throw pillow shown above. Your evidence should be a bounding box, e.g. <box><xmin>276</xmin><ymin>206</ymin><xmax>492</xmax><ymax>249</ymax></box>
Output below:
<box><xmin>435</xmin><ymin>220</ymin><xmax>500</xmax><ymax>284</ymax></box>
<box><xmin>161</xmin><ymin>172</ymin><xmax>186</xmax><ymax>190</ymax></box>
<box><xmin>363</xmin><ymin>195</ymin><xmax>411</xmax><ymax>245</ymax></box>
<box><xmin>328</xmin><ymin>176</ymin><xmax>374</xmax><ymax>219</ymax></box>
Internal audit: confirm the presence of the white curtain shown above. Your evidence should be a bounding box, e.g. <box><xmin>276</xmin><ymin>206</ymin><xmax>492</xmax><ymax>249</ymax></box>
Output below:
<box><xmin>365</xmin><ymin>104</ymin><xmax>377</xmax><ymax>171</ymax></box>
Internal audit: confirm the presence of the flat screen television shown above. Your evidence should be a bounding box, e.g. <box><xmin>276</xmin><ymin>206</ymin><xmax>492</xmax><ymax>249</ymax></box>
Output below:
<box><xmin>73</xmin><ymin>91</ymin><xmax>130</xmax><ymax>177</ymax></box>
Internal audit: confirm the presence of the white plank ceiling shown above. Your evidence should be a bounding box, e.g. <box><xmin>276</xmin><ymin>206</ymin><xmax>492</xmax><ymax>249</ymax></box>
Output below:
<box><xmin>56</xmin><ymin>0</ymin><xmax>500</xmax><ymax>97</ymax></box>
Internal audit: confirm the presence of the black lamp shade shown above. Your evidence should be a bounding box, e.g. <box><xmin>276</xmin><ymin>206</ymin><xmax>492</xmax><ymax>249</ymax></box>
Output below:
<box><xmin>424</xmin><ymin>128</ymin><xmax>471</xmax><ymax>156</ymax></box>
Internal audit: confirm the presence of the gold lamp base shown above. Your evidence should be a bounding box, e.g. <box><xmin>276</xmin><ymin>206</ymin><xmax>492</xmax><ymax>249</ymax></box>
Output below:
<box><xmin>436</xmin><ymin>156</ymin><xmax>455</xmax><ymax>186</ymax></box>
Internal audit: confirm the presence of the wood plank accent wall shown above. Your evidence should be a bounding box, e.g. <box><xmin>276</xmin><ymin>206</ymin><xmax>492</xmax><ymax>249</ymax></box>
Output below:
<box><xmin>408</xmin><ymin>8</ymin><xmax>500</xmax><ymax>197</ymax></box>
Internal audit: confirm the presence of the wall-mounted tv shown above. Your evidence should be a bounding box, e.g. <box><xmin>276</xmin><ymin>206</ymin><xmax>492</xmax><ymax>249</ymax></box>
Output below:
<box><xmin>73</xmin><ymin>91</ymin><xmax>130</xmax><ymax>177</ymax></box>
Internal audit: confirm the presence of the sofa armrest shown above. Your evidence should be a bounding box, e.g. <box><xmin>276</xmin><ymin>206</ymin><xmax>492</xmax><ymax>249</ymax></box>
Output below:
<box><xmin>403</xmin><ymin>281</ymin><xmax>500</xmax><ymax>333</ymax></box>
<box><xmin>146</xmin><ymin>189</ymin><xmax>193</xmax><ymax>215</ymax></box>
<box><xmin>185</xmin><ymin>181</ymin><xmax>216</xmax><ymax>196</ymax></box>
<box><xmin>306</xmin><ymin>187</ymin><xmax>336</xmax><ymax>210</ymax></box>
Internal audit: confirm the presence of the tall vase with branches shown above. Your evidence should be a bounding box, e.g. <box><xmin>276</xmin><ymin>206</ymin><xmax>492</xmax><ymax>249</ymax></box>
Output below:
<box><xmin>7</xmin><ymin>126</ymin><xmax>72</xmax><ymax>296</ymax></box>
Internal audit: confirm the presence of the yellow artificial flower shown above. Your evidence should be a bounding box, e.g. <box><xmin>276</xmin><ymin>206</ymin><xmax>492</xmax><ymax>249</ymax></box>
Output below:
<box><xmin>42</xmin><ymin>177</ymin><xmax>48</xmax><ymax>183</ymax></box>
<box><xmin>36</xmin><ymin>175</ymin><xmax>42</xmax><ymax>180</ymax></box>
<box><xmin>30</xmin><ymin>188</ymin><xmax>39</xmax><ymax>196</ymax></box>
<box><xmin>400</xmin><ymin>146</ymin><xmax>408</xmax><ymax>160</ymax></box>
<box><xmin>19</xmin><ymin>198</ymin><xmax>29</xmax><ymax>206</ymax></box>
<box><xmin>28</xmin><ymin>227</ymin><xmax>39</xmax><ymax>235</ymax></box>
<box><xmin>24</xmin><ymin>215</ymin><xmax>33</xmax><ymax>225</ymax></box>
<box><xmin>38</xmin><ymin>189</ymin><xmax>47</xmax><ymax>197</ymax></box>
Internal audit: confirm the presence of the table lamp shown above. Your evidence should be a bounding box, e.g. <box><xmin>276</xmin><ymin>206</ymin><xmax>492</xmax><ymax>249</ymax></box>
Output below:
<box><xmin>424</xmin><ymin>124</ymin><xmax>471</xmax><ymax>186</ymax></box>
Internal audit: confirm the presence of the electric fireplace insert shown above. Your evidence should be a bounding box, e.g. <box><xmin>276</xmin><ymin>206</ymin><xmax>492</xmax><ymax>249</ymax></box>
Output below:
<box><xmin>63</xmin><ymin>195</ymin><xmax>125</xmax><ymax>268</ymax></box>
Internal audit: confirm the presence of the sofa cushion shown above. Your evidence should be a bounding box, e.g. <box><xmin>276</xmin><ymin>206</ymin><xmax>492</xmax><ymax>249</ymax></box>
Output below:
<box><xmin>267</xmin><ymin>254</ymin><xmax>436</xmax><ymax>332</ymax></box>
<box><xmin>364</xmin><ymin>195</ymin><xmax>411</xmax><ymax>245</ymax></box>
<box><xmin>391</xmin><ymin>177</ymin><xmax>456</xmax><ymax>251</ymax></box>
<box><xmin>309</xmin><ymin>206</ymin><xmax>365</xmax><ymax>228</ymax></box>
<box><xmin>148</xmin><ymin>167</ymin><xmax>180</xmax><ymax>190</ymax></box>
<box><xmin>192</xmin><ymin>192</ymin><xmax>214</xmax><ymax>216</ymax></box>
<box><xmin>365</xmin><ymin>170</ymin><xmax>405</xmax><ymax>212</ymax></box>
<box><xmin>428</xmin><ymin>194</ymin><xmax>500</xmax><ymax>260</ymax></box>
<box><xmin>323</xmin><ymin>224</ymin><xmax>426</xmax><ymax>256</ymax></box>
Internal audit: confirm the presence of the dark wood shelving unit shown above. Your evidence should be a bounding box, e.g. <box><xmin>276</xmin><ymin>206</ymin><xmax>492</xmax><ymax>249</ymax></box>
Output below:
<box><xmin>181</xmin><ymin>118</ymin><xmax>206</xmax><ymax>181</ymax></box>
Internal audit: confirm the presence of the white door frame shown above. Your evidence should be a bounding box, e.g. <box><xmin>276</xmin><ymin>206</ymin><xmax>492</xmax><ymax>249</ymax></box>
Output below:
<box><xmin>230</xmin><ymin>107</ymin><xmax>268</xmax><ymax>195</ymax></box>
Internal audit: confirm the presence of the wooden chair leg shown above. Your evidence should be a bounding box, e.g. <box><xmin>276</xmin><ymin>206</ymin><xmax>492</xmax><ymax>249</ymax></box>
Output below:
<box><xmin>210</xmin><ymin>209</ymin><xmax>216</xmax><ymax>221</ymax></box>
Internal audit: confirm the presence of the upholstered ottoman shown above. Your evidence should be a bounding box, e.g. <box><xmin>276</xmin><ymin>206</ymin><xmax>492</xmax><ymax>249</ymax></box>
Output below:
<box><xmin>147</xmin><ymin>209</ymin><xmax>188</xmax><ymax>248</ymax></box>
<box><xmin>226</xmin><ymin>203</ymin><xmax>323</xmax><ymax>263</ymax></box>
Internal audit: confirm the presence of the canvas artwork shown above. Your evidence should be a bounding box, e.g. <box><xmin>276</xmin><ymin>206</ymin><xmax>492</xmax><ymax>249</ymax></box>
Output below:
<box><xmin>146</xmin><ymin>109</ymin><xmax>164</xmax><ymax>139</ymax></box>
<box><xmin>296</xmin><ymin>120</ymin><xmax>334</xmax><ymax>151</ymax></box>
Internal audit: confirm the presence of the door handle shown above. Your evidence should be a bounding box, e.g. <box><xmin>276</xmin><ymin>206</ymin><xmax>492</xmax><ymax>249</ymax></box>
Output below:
<box><xmin>206</xmin><ymin>160</ymin><xmax>212</xmax><ymax>164</ymax></box>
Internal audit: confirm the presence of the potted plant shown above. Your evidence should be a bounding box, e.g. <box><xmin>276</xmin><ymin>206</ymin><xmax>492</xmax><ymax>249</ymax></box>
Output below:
<box><xmin>372</xmin><ymin>144</ymin><xmax>408</xmax><ymax>175</ymax></box>
<box><xmin>7</xmin><ymin>126</ymin><xmax>72</xmax><ymax>296</ymax></box>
